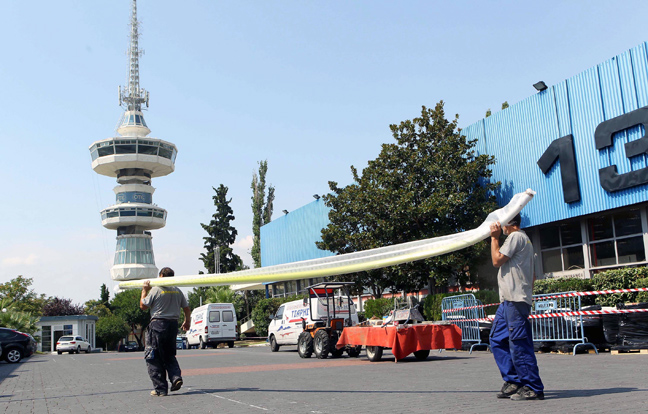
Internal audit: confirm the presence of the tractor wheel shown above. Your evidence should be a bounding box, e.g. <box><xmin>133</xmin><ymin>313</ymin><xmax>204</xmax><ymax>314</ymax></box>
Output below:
<box><xmin>329</xmin><ymin>332</ymin><xmax>344</xmax><ymax>358</ymax></box>
<box><xmin>413</xmin><ymin>350</ymin><xmax>430</xmax><ymax>360</ymax></box>
<box><xmin>314</xmin><ymin>330</ymin><xmax>330</xmax><ymax>359</ymax></box>
<box><xmin>347</xmin><ymin>345</ymin><xmax>362</xmax><ymax>358</ymax></box>
<box><xmin>366</xmin><ymin>346</ymin><xmax>383</xmax><ymax>362</ymax></box>
<box><xmin>297</xmin><ymin>332</ymin><xmax>313</xmax><ymax>358</ymax></box>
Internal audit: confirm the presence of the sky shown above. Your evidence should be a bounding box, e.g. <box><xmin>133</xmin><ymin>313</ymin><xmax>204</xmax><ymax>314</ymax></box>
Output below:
<box><xmin>1</xmin><ymin>0</ymin><xmax>648</xmax><ymax>305</ymax></box>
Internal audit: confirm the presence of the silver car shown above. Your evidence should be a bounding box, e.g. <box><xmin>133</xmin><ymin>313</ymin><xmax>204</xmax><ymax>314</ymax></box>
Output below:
<box><xmin>56</xmin><ymin>336</ymin><xmax>92</xmax><ymax>354</ymax></box>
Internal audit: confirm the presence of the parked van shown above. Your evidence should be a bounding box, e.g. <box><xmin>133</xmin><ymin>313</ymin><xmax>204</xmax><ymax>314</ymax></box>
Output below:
<box><xmin>267</xmin><ymin>295</ymin><xmax>359</xmax><ymax>352</ymax></box>
<box><xmin>186</xmin><ymin>303</ymin><xmax>237</xmax><ymax>349</ymax></box>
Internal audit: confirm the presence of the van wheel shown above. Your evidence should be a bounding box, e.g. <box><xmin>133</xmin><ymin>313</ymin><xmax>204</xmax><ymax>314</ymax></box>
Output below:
<box><xmin>366</xmin><ymin>346</ymin><xmax>383</xmax><ymax>362</ymax></box>
<box><xmin>297</xmin><ymin>332</ymin><xmax>313</xmax><ymax>358</ymax></box>
<box><xmin>200</xmin><ymin>337</ymin><xmax>206</xmax><ymax>349</ymax></box>
<box><xmin>314</xmin><ymin>330</ymin><xmax>330</xmax><ymax>359</ymax></box>
<box><xmin>269</xmin><ymin>335</ymin><xmax>280</xmax><ymax>352</ymax></box>
<box><xmin>227</xmin><ymin>341</ymin><xmax>234</xmax><ymax>348</ymax></box>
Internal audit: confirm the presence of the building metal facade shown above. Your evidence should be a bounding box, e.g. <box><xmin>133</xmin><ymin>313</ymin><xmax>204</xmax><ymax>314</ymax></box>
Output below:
<box><xmin>261</xmin><ymin>41</ymin><xmax>648</xmax><ymax>292</ymax></box>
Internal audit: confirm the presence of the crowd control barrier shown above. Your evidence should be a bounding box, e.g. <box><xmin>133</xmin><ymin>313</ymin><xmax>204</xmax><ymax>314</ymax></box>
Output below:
<box><xmin>441</xmin><ymin>294</ymin><xmax>490</xmax><ymax>353</ymax></box>
<box><xmin>531</xmin><ymin>291</ymin><xmax>598</xmax><ymax>355</ymax></box>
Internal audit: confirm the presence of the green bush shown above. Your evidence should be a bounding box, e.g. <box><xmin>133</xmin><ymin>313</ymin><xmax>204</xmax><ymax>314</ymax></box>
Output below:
<box><xmin>533</xmin><ymin>278</ymin><xmax>596</xmax><ymax>306</ymax></box>
<box><xmin>422</xmin><ymin>293</ymin><xmax>455</xmax><ymax>321</ymax></box>
<box><xmin>363</xmin><ymin>298</ymin><xmax>393</xmax><ymax>319</ymax></box>
<box><xmin>422</xmin><ymin>290</ymin><xmax>499</xmax><ymax>321</ymax></box>
<box><xmin>591</xmin><ymin>267</ymin><xmax>648</xmax><ymax>306</ymax></box>
<box><xmin>251</xmin><ymin>294</ymin><xmax>306</xmax><ymax>337</ymax></box>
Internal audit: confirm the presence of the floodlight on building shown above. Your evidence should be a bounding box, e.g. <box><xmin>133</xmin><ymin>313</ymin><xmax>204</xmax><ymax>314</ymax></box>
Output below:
<box><xmin>313</xmin><ymin>194</ymin><xmax>320</xmax><ymax>200</ymax></box>
<box><xmin>533</xmin><ymin>81</ymin><xmax>548</xmax><ymax>92</ymax></box>
<box><xmin>282</xmin><ymin>210</ymin><xmax>289</xmax><ymax>215</ymax></box>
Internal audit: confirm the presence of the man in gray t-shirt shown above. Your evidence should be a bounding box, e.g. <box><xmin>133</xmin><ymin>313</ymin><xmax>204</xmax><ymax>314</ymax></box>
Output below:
<box><xmin>489</xmin><ymin>213</ymin><xmax>544</xmax><ymax>401</ymax></box>
<box><xmin>140</xmin><ymin>267</ymin><xmax>191</xmax><ymax>397</ymax></box>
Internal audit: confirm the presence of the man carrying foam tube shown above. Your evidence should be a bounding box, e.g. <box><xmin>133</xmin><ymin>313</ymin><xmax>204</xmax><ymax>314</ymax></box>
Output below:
<box><xmin>140</xmin><ymin>267</ymin><xmax>191</xmax><ymax>397</ymax></box>
<box><xmin>489</xmin><ymin>213</ymin><xmax>545</xmax><ymax>401</ymax></box>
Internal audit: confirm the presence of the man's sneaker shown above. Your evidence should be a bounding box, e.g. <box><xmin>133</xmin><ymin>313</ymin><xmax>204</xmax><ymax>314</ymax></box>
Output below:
<box><xmin>170</xmin><ymin>378</ymin><xmax>183</xmax><ymax>392</ymax></box>
<box><xmin>510</xmin><ymin>385</ymin><xmax>544</xmax><ymax>401</ymax></box>
<box><xmin>150</xmin><ymin>390</ymin><xmax>167</xmax><ymax>397</ymax></box>
<box><xmin>496</xmin><ymin>382</ymin><xmax>520</xmax><ymax>398</ymax></box>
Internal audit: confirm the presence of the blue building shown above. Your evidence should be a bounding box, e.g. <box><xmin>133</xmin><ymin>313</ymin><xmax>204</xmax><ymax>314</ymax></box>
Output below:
<box><xmin>261</xmin><ymin>41</ymin><xmax>648</xmax><ymax>295</ymax></box>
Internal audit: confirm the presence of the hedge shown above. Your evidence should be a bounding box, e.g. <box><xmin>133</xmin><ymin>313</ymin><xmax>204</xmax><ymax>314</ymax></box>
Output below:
<box><xmin>251</xmin><ymin>294</ymin><xmax>307</xmax><ymax>337</ymax></box>
<box><xmin>363</xmin><ymin>298</ymin><xmax>394</xmax><ymax>319</ymax></box>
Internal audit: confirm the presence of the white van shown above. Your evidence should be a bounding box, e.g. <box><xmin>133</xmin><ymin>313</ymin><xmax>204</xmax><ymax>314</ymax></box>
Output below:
<box><xmin>186</xmin><ymin>303</ymin><xmax>237</xmax><ymax>349</ymax></box>
<box><xmin>267</xmin><ymin>295</ymin><xmax>359</xmax><ymax>352</ymax></box>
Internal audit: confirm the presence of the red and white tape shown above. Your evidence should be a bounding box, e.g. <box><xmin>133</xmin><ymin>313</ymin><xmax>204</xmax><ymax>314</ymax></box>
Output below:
<box><xmin>442</xmin><ymin>287</ymin><xmax>648</xmax><ymax>313</ymax></box>
<box><xmin>450</xmin><ymin>308</ymin><xmax>648</xmax><ymax>323</ymax></box>
<box><xmin>533</xmin><ymin>287</ymin><xmax>648</xmax><ymax>300</ymax></box>
<box><xmin>442</xmin><ymin>303</ymin><xmax>500</xmax><ymax>313</ymax></box>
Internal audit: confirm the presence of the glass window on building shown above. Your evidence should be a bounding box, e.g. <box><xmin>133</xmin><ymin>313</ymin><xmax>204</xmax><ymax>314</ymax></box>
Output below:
<box><xmin>539</xmin><ymin>219</ymin><xmax>585</xmax><ymax>274</ymax></box>
<box><xmin>64</xmin><ymin>325</ymin><xmax>73</xmax><ymax>335</ymax></box>
<box><xmin>588</xmin><ymin>208</ymin><xmax>646</xmax><ymax>267</ymax></box>
<box><xmin>42</xmin><ymin>326</ymin><xmax>52</xmax><ymax>352</ymax></box>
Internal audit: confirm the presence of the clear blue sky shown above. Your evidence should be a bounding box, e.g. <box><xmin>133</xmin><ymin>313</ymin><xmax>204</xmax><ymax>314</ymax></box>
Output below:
<box><xmin>1</xmin><ymin>0</ymin><xmax>647</xmax><ymax>305</ymax></box>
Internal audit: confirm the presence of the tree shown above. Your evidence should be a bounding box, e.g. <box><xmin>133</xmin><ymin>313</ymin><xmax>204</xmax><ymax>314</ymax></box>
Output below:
<box><xmin>100</xmin><ymin>284</ymin><xmax>110</xmax><ymax>305</ymax></box>
<box><xmin>96</xmin><ymin>315</ymin><xmax>130</xmax><ymax>351</ymax></box>
<box><xmin>0</xmin><ymin>276</ymin><xmax>48</xmax><ymax>315</ymax></box>
<box><xmin>84</xmin><ymin>300</ymin><xmax>112</xmax><ymax>318</ymax></box>
<box><xmin>200</xmin><ymin>184</ymin><xmax>244</xmax><ymax>274</ymax></box>
<box><xmin>204</xmin><ymin>286</ymin><xmax>244</xmax><ymax>316</ymax></box>
<box><xmin>318</xmin><ymin>102</ymin><xmax>499</xmax><ymax>297</ymax></box>
<box><xmin>251</xmin><ymin>160</ymin><xmax>275</xmax><ymax>268</ymax></box>
<box><xmin>110</xmin><ymin>289</ymin><xmax>150</xmax><ymax>348</ymax></box>
<box><xmin>42</xmin><ymin>297</ymin><xmax>85</xmax><ymax>316</ymax></box>
<box><xmin>0</xmin><ymin>298</ymin><xmax>39</xmax><ymax>335</ymax></box>
<box><xmin>188</xmin><ymin>287</ymin><xmax>211</xmax><ymax>310</ymax></box>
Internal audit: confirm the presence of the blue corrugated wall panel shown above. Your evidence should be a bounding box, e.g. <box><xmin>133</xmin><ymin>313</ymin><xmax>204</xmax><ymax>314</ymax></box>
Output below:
<box><xmin>462</xmin><ymin>41</ymin><xmax>648</xmax><ymax>227</ymax></box>
<box><xmin>261</xmin><ymin>200</ymin><xmax>335</xmax><ymax>267</ymax></box>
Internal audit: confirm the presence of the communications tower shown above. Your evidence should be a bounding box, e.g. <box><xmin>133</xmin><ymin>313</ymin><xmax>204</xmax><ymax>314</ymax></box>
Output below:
<box><xmin>89</xmin><ymin>0</ymin><xmax>177</xmax><ymax>281</ymax></box>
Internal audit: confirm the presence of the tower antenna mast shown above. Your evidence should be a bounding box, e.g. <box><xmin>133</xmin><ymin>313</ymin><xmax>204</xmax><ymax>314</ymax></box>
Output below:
<box><xmin>119</xmin><ymin>0</ymin><xmax>149</xmax><ymax>110</ymax></box>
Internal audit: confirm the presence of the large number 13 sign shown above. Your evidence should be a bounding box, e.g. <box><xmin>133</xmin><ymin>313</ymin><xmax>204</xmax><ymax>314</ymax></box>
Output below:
<box><xmin>537</xmin><ymin>106</ymin><xmax>648</xmax><ymax>203</ymax></box>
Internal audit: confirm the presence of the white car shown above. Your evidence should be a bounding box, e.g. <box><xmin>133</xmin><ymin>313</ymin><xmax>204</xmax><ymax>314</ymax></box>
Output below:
<box><xmin>56</xmin><ymin>336</ymin><xmax>92</xmax><ymax>354</ymax></box>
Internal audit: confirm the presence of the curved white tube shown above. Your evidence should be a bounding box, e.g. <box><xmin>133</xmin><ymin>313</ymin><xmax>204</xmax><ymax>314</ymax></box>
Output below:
<box><xmin>118</xmin><ymin>189</ymin><xmax>535</xmax><ymax>289</ymax></box>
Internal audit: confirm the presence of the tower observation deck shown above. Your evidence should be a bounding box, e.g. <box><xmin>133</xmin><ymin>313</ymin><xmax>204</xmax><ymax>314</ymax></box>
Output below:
<box><xmin>89</xmin><ymin>0</ymin><xmax>177</xmax><ymax>281</ymax></box>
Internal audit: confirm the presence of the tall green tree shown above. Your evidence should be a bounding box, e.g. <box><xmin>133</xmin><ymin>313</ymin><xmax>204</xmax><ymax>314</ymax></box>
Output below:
<box><xmin>200</xmin><ymin>184</ymin><xmax>244</xmax><ymax>274</ymax></box>
<box><xmin>0</xmin><ymin>276</ymin><xmax>48</xmax><ymax>315</ymax></box>
<box><xmin>318</xmin><ymin>102</ymin><xmax>499</xmax><ymax>297</ymax></box>
<box><xmin>96</xmin><ymin>315</ymin><xmax>130</xmax><ymax>351</ymax></box>
<box><xmin>100</xmin><ymin>284</ymin><xmax>110</xmax><ymax>305</ymax></box>
<box><xmin>251</xmin><ymin>160</ymin><xmax>275</xmax><ymax>268</ymax></box>
<box><xmin>110</xmin><ymin>289</ymin><xmax>150</xmax><ymax>347</ymax></box>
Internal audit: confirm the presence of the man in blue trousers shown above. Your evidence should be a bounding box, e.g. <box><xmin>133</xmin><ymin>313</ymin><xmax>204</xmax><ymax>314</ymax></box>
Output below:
<box><xmin>489</xmin><ymin>213</ymin><xmax>544</xmax><ymax>401</ymax></box>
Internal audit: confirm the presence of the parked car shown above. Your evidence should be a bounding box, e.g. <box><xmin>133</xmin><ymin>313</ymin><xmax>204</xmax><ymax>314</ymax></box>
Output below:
<box><xmin>0</xmin><ymin>327</ymin><xmax>37</xmax><ymax>363</ymax></box>
<box><xmin>124</xmin><ymin>341</ymin><xmax>139</xmax><ymax>352</ymax></box>
<box><xmin>56</xmin><ymin>336</ymin><xmax>92</xmax><ymax>354</ymax></box>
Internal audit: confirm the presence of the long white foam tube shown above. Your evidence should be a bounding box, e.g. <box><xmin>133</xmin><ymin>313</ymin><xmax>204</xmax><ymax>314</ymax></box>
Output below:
<box><xmin>118</xmin><ymin>189</ymin><xmax>535</xmax><ymax>290</ymax></box>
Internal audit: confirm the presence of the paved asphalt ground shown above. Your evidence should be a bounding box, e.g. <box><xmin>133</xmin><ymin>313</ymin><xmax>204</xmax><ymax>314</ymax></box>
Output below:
<box><xmin>1</xmin><ymin>344</ymin><xmax>647</xmax><ymax>414</ymax></box>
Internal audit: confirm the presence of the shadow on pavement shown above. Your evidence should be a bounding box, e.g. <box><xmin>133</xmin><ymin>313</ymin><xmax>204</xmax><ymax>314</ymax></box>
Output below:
<box><xmin>546</xmin><ymin>387</ymin><xmax>645</xmax><ymax>399</ymax></box>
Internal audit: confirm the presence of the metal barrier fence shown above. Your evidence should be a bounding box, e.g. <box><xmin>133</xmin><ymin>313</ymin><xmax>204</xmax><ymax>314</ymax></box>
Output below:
<box><xmin>532</xmin><ymin>291</ymin><xmax>597</xmax><ymax>355</ymax></box>
<box><xmin>441</xmin><ymin>294</ymin><xmax>489</xmax><ymax>353</ymax></box>
<box><xmin>441</xmin><ymin>291</ymin><xmax>599</xmax><ymax>356</ymax></box>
